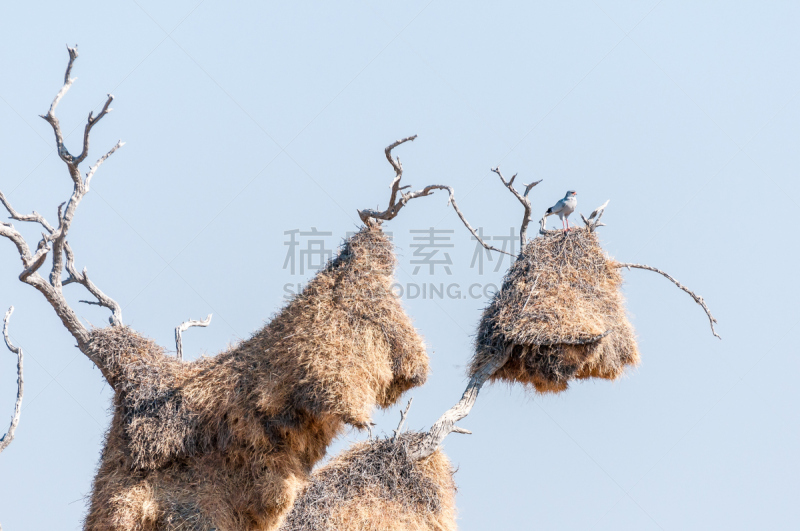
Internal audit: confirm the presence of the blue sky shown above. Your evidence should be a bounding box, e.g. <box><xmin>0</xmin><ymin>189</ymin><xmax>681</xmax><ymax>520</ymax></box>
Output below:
<box><xmin>1</xmin><ymin>1</ymin><xmax>799</xmax><ymax>529</ymax></box>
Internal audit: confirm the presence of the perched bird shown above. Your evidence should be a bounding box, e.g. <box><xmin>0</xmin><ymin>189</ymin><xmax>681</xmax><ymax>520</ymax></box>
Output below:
<box><xmin>545</xmin><ymin>191</ymin><xmax>578</xmax><ymax>231</ymax></box>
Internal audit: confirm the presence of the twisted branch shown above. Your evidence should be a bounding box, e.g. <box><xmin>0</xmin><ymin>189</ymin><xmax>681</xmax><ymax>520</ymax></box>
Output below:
<box><xmin>358</xmin><ymin>136</ymin><xmax>513</xmax><ymax>256</ymax></box>
<box><xmin>0</xmin><ymin>307</ymin><xmax>23</xmax><ymax>454</ymax></box>
<box><xmin>175</xmin><ymin>314</ymin><xmax>212</xmax><ymax>360</ymax></box>
<box><xmin>615</xmin><ymin>262</ymin><xmax>721</xmax><ymax>339</ymax></box>
<box><xmin>492</xmin><ymin>167</ymin><xmax>541</xmax><ymax>246</ymax></box>
<box><xmin>408</xmin><ymin>345</ymin><xmax>512</xmax><ymax>460</ymax></box>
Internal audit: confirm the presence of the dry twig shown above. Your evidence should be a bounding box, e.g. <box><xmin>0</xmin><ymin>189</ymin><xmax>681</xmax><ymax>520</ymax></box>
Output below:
<box><xmin>0</xmin><ymin>307</ymin><xmax>23</xmax><ymax>454</ymax></box>
<box><xmin>492</xmin><ymin>167</ymin><xmax>542</xmax><ymax>245</ymax></box>
<box><xmin>392</xmin><ymin>397</ymin><xmax>413</xmax><ymax>441</ymax></box>
<box><xmin>579</xmin><ymin>200</ymin><xmax>609</xmax><ymax>232</ymax></box>
<box><xmin>615</xmin><ymin>262</ymin><xmax>721</xmax><ymax>339</ymax></box>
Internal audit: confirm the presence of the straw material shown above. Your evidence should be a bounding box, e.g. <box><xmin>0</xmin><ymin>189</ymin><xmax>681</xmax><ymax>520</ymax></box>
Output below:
<box><xmin>471</xmin><ymin>227</ymin><xmax>639</xmax><ymax>393</ymax></box>
<box><xmin>83</xmin><ymin>224</ymin><xmax>429</xmax><ymax>530</ymax></box>
<box><xmin>280</xmin><ymin>434</ymin><xmax>457</xmax><ymax>531</ymax></box>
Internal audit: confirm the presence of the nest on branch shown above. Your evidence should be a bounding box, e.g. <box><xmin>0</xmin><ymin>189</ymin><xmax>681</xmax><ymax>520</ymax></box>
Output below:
<box><xmin>470</xmin><ymin>227</ymin><xmax>639</xmax><ymax>393</ymax></box>
<box><xmin>280</xmin><ymin>433</ymin><xmax>457</xmax><ymax>531</ymax></box>
<box><xmin>84</xmin><ymin>224</ymin><xmax>430</xmax><ymax>530</ymax></box>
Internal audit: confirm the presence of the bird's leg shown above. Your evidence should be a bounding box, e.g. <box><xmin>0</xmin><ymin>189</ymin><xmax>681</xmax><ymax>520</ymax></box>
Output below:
<box><xmin>566</xmin><ymin>217</ymin><xmax>571</xmax><ymax>231</ymax></box>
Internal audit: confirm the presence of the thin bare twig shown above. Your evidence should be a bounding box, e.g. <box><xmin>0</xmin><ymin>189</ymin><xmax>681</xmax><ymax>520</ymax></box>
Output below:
<box><xmin>408</xmin><ymin>345</ymin><xmax>512</xmax><ymax>460</ymax></box>
<box><xmin>0</xmin><ymin>307</ymin><xmax>23</xmax><ymax>454</ymax></box>
<box><xmin>40</xmin><ymin>44</ymin><xmax>78</xmax><ymax>163</ymax></box>
<box><xmin>357</xmin><ymin>136</ymin><xmax>513</xmax><ymax>256</ymax></box>
<box><xmin>492</xmin><ymin>167</ymin><xmax>542</xmax><ymax>246</ymax></box>
<box><xmin>175</xmin><ymin>314</ymin><xmax>212</xmax><ymax>360</ymax></box>
<box><xmin>615</xmin><ymin>262</ymin><xmax>721</xmax><ymax>339</ymax></box>
<box><xmin>0</xmin><ymin>191</ymin><xmax>55</xmax><ymax>233</ymax></box>
<box><xmin>74</xmin><ymin>95</ymin><xmax>114</xmax><ymax>165</ymax></box>
<box><xmin>392</xmin><ymin>398</ymin><xmax>413</xmax><ymax>441</ymax></box>
<box><xmin>64</xmin><ymin>243</ymin><xmax>123</xmax><ymax>326</ymax></box>
<box><xmin>580</xmin><ymin>200</ymin><xmax>610</xmax><ymax>232</ymax></box>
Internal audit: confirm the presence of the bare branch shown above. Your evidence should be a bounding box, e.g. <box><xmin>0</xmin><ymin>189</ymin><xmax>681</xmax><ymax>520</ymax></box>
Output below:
<box><xmin>74</xmin><ymin>95</ymin><xmax>114</xmax><ymax>165</ymax></box>
<box><xmin>49</xmin><ymin>137</ymin><xmax>124</xmax><ymax>291</ymax></box>
<box><xmin>581</xmin><ymin>200</ymin><xmax>610</xmax><ymax>232</ymax></box>
<box><xmin>492</xmin><ymin>167</ymin><xmax>542</xmax><ymax>245</ymax></box>
<box><xmin>408</xmin><ymin>345</ymin><xmax>513</xmax><ymax>460</ymax></box>
<box><xmin>358</xmin><ymin>137</ymin><xmax>513</xmax><ymax>256</ymax></box>
<box><xmin>615</xmin><ymin>262</ymin><xmax>721</xmax><ymax>339</ymax></box>
<box><xmin>40</xmin><ymin>45</ymin><xmax>79</xmax><ymax>164</ymax></box>
<box><xmin>392</xmin><ymin>398</ymin><xmax>413</xmax><ymax>441</ymax></box>
<box><xmin>385</xmin><ymin>134</ymin><xmax>417</xmax><ymax>208</ymax></box>
<box><xmin>85</xmin><ymin>140</ymin><xmax>124</xmax><ymax>187</ymax></box>
<box><xmin>446</xmin><ymin>188</ymin><xmax>514</xmax><ymax>257</ymax></box>
<box><xmin>523</xmin><ymin>180</ymin><xmax>540</xmax><ymax>197</ymax></box>
<box><xmin>64</xmin><ymin>243</ymin><xmax>123</xmax><ymax>326</ymax></box>
<box><xmin>0</xmin><ymin>191</ymin><xmax>55</xmax><ymax>234</ymax></box>
<box><xmin>175</xmin><ymin>314</ymin><xmax>212</xmax><ymax>360</ymax></box>
<box><xmin>0</xmin><ymin>307</ymin><xmax>23</xmax><ymax>454</ymax></box>
<box><xmin>0</xmin><ymin>46</ymin><xmax>122</xmax><ymax>357</ymax></box>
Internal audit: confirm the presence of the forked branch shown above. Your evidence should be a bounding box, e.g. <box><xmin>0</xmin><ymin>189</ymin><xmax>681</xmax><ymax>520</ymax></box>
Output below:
<box><xmin>392</xmin><ymin>397</ymin><xmax>413</xmax><ymax>441</ymax></box>
<box><xmin>0</xmin><ymin>46</ymin><xmax>123</xmax><ymax>362</ymax></box>
<box><xmin>358</xmin><ymin>136</ymin><xmax>513</xmax><ymax>257</ymax></box>
<box><xmin>0</xmin><ymin>307</ymin><xmax>23</xmax><ymax>454</ymax></box>
<box><xmin>175</xmin><ymin>314</ymin><xmax>212</xmax><ymax>360</ymax></box>
<box><xmin>492</xmin><ymin>167</ymin><xmax>542</xmax><ymax>246</ymax></box>
<box><xmin>580</xmin><ymin>200</ymin><xmax>609</xmax><ymax>232</ymax></box>
<box><xmin>64</xmin><ymin>243</ymin><xmax>122</xmax><ymax>326</ymax></box>
<box><xmin>615</xmin><ymin>262</ymin><xmax>721</xmax><ymax>339</ymax></box>
<box><xmin>408</xmin><ymin>345</ymin><xmax>512</xmax><ymax>460</ymax></box>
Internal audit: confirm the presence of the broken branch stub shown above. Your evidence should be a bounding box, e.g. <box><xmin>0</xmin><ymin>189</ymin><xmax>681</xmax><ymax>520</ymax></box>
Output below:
<box><xmin>175</xmin><ymin>314</ymin><xmax>212</xmax><ymax>360</ymax></box>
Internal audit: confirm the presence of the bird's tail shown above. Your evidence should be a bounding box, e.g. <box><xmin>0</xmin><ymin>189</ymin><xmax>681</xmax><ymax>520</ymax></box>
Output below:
<box><xmin>545</xmin><ymin>207</ymin><xmax>553</xmax><ymax>215</ymax></box>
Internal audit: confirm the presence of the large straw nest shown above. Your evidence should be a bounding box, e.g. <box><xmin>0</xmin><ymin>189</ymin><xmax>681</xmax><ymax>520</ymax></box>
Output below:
<box><xmin>84</xmin><ymin>224</ymin><xmax>430</xmax><ymax>530</ymax></box>
<box><xmin>470</xmin><ymin>227</ymin><xmax>639</xmax><ymax>393</ymax></box>
<box><xmin>280</xmin><ymin>433</ymin><xmax>457</xmax><ymax>531</ymax></box>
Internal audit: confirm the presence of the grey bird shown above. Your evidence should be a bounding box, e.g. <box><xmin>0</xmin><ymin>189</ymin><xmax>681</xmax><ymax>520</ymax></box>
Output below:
<box><xmin>545</xmin><ymin>191</ymin><xmax>578</xmax><ymax>231</ymax></box>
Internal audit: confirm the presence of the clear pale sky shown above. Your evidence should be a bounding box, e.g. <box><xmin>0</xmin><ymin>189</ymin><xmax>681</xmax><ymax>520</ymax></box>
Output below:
<box><xmin>1</xmin><ymin>1</ymin><xmax>798</xmax><ymax>529</ymax></box>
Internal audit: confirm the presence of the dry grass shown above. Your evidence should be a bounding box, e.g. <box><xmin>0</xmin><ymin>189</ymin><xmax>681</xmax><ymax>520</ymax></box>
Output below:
<box><xmin>470</xmin><ymin>227</ymin><xmax>639</xmax><ymax>393</ymax></box>
<box><xmin>280</xmin><ymin>433</ymin><xmax>457</xmax><ymax>531</ymax></box>
<box><xmin>83</xmin><ymin>224</ymin><xmax>430</xmax><ymax>530</ymax></box>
